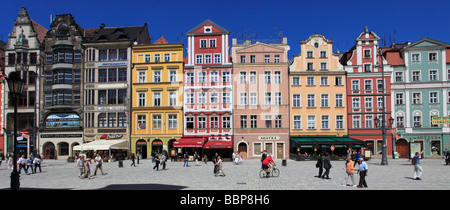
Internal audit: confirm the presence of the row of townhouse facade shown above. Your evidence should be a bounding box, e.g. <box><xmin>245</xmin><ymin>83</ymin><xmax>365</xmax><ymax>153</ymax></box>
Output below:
<box><xmin>1</xmin><ymin>8</ymin><xmax>449</xmax><ymax>161</ymax></box>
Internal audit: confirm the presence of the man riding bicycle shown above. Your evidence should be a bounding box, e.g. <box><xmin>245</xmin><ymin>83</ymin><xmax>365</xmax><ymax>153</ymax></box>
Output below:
<box><xmin>262</xmin><ymin>154</ymin><xmax>276</xmax><ymax>172</ymax></box>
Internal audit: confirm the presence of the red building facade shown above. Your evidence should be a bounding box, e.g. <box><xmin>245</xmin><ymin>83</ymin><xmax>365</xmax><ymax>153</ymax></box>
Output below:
<box><xmin>340</xmin><ymin>27</ymin><xmax>394</xmax><ymax>158</ymax></box>
<box><xmin>179</xmin><ymin>20</ymin><xmax>233</xmax><ymax>159</ymax></box>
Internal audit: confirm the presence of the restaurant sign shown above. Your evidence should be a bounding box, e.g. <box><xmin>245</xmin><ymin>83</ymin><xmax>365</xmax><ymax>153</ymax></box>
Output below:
<box><xmin>258</xmin><ymin>136</ymin><xmax>280</xmax><ymax>141</ymax></box>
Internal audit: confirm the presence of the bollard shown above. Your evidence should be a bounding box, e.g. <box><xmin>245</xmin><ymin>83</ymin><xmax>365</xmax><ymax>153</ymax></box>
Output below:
<box><xmin>118</xmin><ymin>160</ymin><xmax>123</xmax><ymax>168</ymax></box>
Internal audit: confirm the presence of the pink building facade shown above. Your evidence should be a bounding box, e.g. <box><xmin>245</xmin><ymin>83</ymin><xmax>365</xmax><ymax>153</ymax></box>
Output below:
<box><xmin>231</xmin><ymin>38</ymin><xmax>290</xmax><ymax>159</ymax></box>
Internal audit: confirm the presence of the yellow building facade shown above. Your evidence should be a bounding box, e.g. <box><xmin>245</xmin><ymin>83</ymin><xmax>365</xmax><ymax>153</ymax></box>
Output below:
<box><xmin>131</xmin><ymin>38</ymin><xmax>183</xmax><ymax>159</ymax></box>
<box><xmin>289</xmin><ymin>34</ymin><xmax>348</xmax><ymax>154</ymax></box>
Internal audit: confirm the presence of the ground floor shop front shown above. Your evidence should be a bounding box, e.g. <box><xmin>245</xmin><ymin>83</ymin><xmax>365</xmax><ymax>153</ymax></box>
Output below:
<box><xmin>233</xmin><ymin>134</ymin><xmax>289</xmax><ymax>159</ymax></box>
<box><xmin>394</xmin><ymin>131</ymin><xmax>450</xmax><ymax>159</ymax></box>
<box><xmin>131</xmin><ymin>135</ymin><xmax>181</xmax><ymax>160</ymax></box>
<box><xmin>290</xmin><ymin>136</ymin><xmax>366</xmax><ymax>159</ymax></box>
<box><xmin>38</xmin><ymin>132</ymin><xmax>83</xmax><ymax>160</ymax></box>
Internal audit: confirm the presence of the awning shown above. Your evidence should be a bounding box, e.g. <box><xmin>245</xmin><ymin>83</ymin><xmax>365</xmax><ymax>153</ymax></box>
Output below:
<box><xmin>173</xmin><ymin>137</ymin><xmax>204</xmax><ymax>148</ymax></box>
<box><xmin>73</xmin><ymin>140</ymin><xmax>128</xmax><ymax>151</ymax></box>
<box><xmin>204</xmin><ymin>140</ymin><xmax>232</xmax><ymax>149</ymax></box>
<box><xmin>291</xmin><ymin>136</ymin><xmax>366</xmax><ymax>148</ymax></box>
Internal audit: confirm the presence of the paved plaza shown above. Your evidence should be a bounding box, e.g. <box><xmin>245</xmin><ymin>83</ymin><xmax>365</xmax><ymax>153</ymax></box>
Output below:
<box><xmin>1</xmin><ymin>158</ymin><xmax>450</xmax><ymax>190</ymax></box>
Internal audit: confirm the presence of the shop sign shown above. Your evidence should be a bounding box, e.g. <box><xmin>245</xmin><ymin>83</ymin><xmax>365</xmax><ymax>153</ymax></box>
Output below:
<box><xmin>98</xmin><ymin>62</ymin><xmax>127</xmax><ymax>67</ymax></box>
<box><xmin>258</xmin><ymin>136</ymin><xmax>280</xmax><ymax>141</ymax></box>
<box><xmin>432</xmin><ymin>117</ymin><xmax>450</xmax><ymax>125</ymax></box>
<box><xmin>208</xmin><ymin>137</ymin><xmax>231</xmax><ymax>141</ymax></box>
<box><xmin>40</xmin><ymin>134</ymin><xmax>83</xmax><ymax>138</ymax></box>
<box><xmin>412</xmin><ymin>135</ymin><xmax>441</xmax><ymax>140</ymax></box>
<box><xmin>100</xmin><ymin>134</ymin><xmax>123</xmax><ymax>139</ymax></box>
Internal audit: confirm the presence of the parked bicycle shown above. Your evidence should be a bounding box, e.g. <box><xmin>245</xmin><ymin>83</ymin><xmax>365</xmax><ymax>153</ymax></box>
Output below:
<box><xmin>259</xmin><ymin>163</ymin><xmax>280</xmax><ymax>178</ymax></box>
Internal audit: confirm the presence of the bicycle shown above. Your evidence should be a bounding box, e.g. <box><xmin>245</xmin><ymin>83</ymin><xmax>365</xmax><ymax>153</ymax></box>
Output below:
<box><xmin>259</xmin><ymin>163</ymin><xmax>280</xmax><ymax>178</ymax></box>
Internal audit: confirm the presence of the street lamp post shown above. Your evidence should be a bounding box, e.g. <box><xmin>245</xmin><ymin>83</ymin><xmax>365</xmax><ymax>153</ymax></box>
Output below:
<box><xmin>7</xmin><ymin>72</ymin><xmax>25</xmax><ymax>190</ymax></box>
<box><xmin>374</xmin><ymin>116</ymin><xmax>395</xmax><ymax>165</ymax></box>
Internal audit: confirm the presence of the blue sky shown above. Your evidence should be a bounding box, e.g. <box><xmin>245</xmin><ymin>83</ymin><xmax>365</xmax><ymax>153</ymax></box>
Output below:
<box><xmin>1</xmin><ymin>0</ymin><xmax>449</xmax><ymax>58</ymax></box>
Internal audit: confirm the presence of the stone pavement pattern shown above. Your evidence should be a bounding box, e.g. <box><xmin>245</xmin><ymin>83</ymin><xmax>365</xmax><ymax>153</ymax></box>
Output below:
<box><xmin>1</xmin><ymin>158</ymin><xmax>449</xmax><ymax>190</ymax></box>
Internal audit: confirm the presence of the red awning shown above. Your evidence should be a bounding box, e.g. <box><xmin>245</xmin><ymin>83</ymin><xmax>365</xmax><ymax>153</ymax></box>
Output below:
<box><xmin>204</xmin><ymin>140</ymin><xmax>232</xmax><ymax>149</ymax></box>
<box><xmin>173</xmin><ymin>137</ymin><xmax>204</xmax><ymax>148</ymax></box>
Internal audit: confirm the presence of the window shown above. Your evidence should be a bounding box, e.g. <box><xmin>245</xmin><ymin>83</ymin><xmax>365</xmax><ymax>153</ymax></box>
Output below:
<box><xmin>98</xmin><ymin>113</ymin><xmax>107</xmax><ymax>128</ymax></box>
<box><xmin>108</xmin><ymin>89</ymin><xmax>117</xmax><ymax>104</ymax></box>
<box><xmin>307</xmin><ymin>77</ymin><xmax>314</xmax><ymax>86</ymax></box>
<box><xmin>364</xmin><ymin>80</ymin><xmax>372</xmax><ymax>91</ymax></box>
<box><xmin>240</xmin><ymin>93</ymin><xmax>247</xmax><ymax>105</ymax></box>
<box><xmin>250</xmin><ymin>72</ymin><xmax>257</xmax><ymax>84</ymax></box>
<box><xmin>352</xmin><ymin>98</ymin><xmax>360</xmax><ymax>109</ymax></box>
<box><xmin>353</xmin><ymin>116</ymin><xmax>361</xmax><ymax>128</ymax></box>
<box><xmin>264</xmin><ymin>55</ymin><xmax>270</xmax><ymax>63</ymax></box>
<box><xmin>169</xmin><ymin>115</ymin><xmax>177</xmax><ymax>129</ymax></box>
<box><xmin>169</xmin><ymin>92</ymin><xmax>177</xmax><ymax>106</ymax></box>
<box><xmin>364</xmin><ymin>49</ymin><xmax>371</xmax><ymax>58</ymax></box>
<box><xmin>352</xmin><ymin>80</ymin><xmax>359</xmax><ymax>91</ymax></box>
<box><xmin>274</xmin><ymin>71</ymin><xmax>281</xmax><ymax>83</ymax></box>
<box><xmin>204</xmin><ymin>54</ymin><xmax>212</xmax><ymax>64</ymax></box>
<box><xmin>320</xmin><ymin>76</ymin><xmax>328</xmax><ymax>86</ymax></box>
<box><xmin>108</xmin><ymin>68</ymin><xmax>117</xmax><ymax>82</ymax></box>
<box><xmin>265</xmin><ymin>115</ymin><xmax>272</xmax><ymax>128</ymax></box>
<box><xmin>396</xmin><ymin>116</ymin><xmax>404</xmax><ymax>127</ymax></box>
<box><xmin>240</xmin><ymin>116</ymin><xmax>247</xmax><ymax>128</ymax></box>
<box><xmin>414</xmin><ymin>116</ymin><xmax>421</xmax><ymax>127</ymax></box>
<box><xmin>137</xmin><ymin>115</ymin><xmax>146</xmax><ymax>129</ymax></box>
<box><xmin>138</xmin><ymin>93</ymin><xmax>146</xmax><ymax>107</ymax></box>
<box><xmin>364</xmin><ymin>97</ymin><xmax>373</xmax><ymax>109</ymax></box>
<box><xmin>198</xmin><ymin>117</ymin><xmax>206</xmax><ymax>129</ymax></box>
<box><xmin>153</xmin><ymin>71</ymin><xmax>161</xmax><ymax>83</ymax></box>
<box><xmin>164</xmin><ymin>53</ymin><xmax>171</xmax><ymax>62</ymax></box>
<box><xmin>293</xmin><ymin>94</ymin><xmax>301</xmax><ymax>108</ymax></box>
<box><xmin>196</xmin><ymin>54</ymin><xmax>203</xmax><ymax>64</ymax></box>
<box><xmin>198</xmin><ymin>92</ymin><xmax>206</xmax><ymax>104</ymax></box>
<box><xmin>307</xmin><ymin>51</ymin><xmax>313</xmax><ymax>58</ymax></box>
<box><xmin>198</xmin><ymin>72</ymin><xmax>206</xmax><ymax>83</ymax></box>
<box><xmin>118</xmin><ymin>68</ymin><xmax>127</xmax><ymax>81</ymax></box>
<box><xmin>118</xmin><ymin>89</ymin><xmax>126</xmax><ymax>104</ymax></box>
<box><xmin>210</xmin><ymin>92</ymin><xmax>218</xmax><ymax>104</ymax></box>
<box><xmin>335</xmin><ymin>94</ymin><xmax>343</xmax><ymax>107</ymax></box>
<box><xmin>292</xmin><ymin>77</ymin><xmax>300</xmax><ymax>86</ymax></box>
<box><xmin>275</xmin><ymin>115</ymin><xmax>282</xmax><ymax>128</ymax></box>
<box><xmin>153</xmin><ymin>115</ymin><xmax>161</xmax><ymax>129</ymax></box>
<box><xmin>222</xmin><ymin>71</ymin><xmax>230</xmax><ymax>83</ymax></box>
<box><xmin>320</xmin><ymin>62</ymin><xmax>327</xmax><ymax>70</ymax></box>
<box><xmin>320</xmin><ymin>51</ymin><xmax>327</xmax><ymax>58</ymax></box>
<box><xmin>250</xmin><ymin>93</ymin><xmax>257</xmax><ymax>105</ymax></box>
<box><xmin>200</xmin><ymin>39</ymin><xmax>207</xmax><ymax>48</ymax></box>
<box><xmin>364</xmin><ymin>63</ymin><xmax>372</xmax><ymax>72</ymax></box>
<box><xmin>210</xmin><ymin>71</ymin><xmax>218</xmax><ymax>84</ymax></box>
<box><xmin>119</xmin><ymin>49</ymin><xmax>127</xmax><ymax>60</ymax></box>
<box><xmin>264</xmin><ymin>71</ymin><xmax>271</xmax><ymax>83</ymax></box>
<box><xmin>250</xmin><ymin>55</ymin><xmax>256</xmax><ymax>63</ymax></box>
<box><xmin>209</xmin><ymin>39</ymin><xmax>216</xmax><ymax>48</ymax></box>
<box><xmin>109</xmin><ymin>49</ymin><xmax>117</xmax><ymax>61</ymax></box>
<box><xmin>186</xmin><ymin>92</ymin><xmax>194</xmax><ymax>104</ymax></box>
<box><xmin>395</xmin><ymin>72</ymin><xmax>403</xmax><ymax>82</ymax></box>
<box><xmin>293</xmin><ymin>115</ymin><xmax>301</xmax><ymax>129</ymax></box>
<box><xmin>321</xmin><ymin>115</ymin><xmax>329</xmax><ymax>129</ymax></box>
<box><xmin>250</xmin><ymin>115</ymin><xmax>257</xmax><ymax>128</ymax></box>
<box><xmin>214</xmin><ymin>54</ymin><xmax>221</xmax><ymax>63</ymax></box>
<box><xmin>336</xmin><ymin>115</ymin><xmax>344</xmax><ymax>129</ymax></box>
<box><xmin>307</xmin><ymin>115</ymin><xmax>315</xmax><ymax>129</ymax></box>
<box><xmin>377</xmin><ymin>97</ymin><xmax>384</xmax><ymax>109</ymax></box>
<box><xmin>265</xmin><ymin>93</ymin><xmax>271</xmax><ymax>105</ymax></box>
<box><xmin>430</xmin><ymin>92</ymin><xmax>438</xmax><ymax>104</ymax></box>
<box><xmin>138</xmin><ymin>71</ymin><xmax>146</xmax><ymax>83</ymax></box>
<box><xmin>98</xmin><ymin>90</ymin><xmax>107</xmax><ymax>105</ymax></box>
<box><xmin>365</xmin><ymin>115</ymin><xmax>373</xmax><ymax>128</ymax></box>
<box><xmin>307</xmin><ymin>94</ymin><xmax>315</xmax><ymax>108</ymax></box>
<box><xmin>412</xmin><ymin>71</ymin><xmax>421</xmax><ymax>81</ymax></box>
<box><xmin>429</xmin><ymin>70</ymin><xmax>438</xmax><ymax>81</ymax></box>
<box><xmin>153</xmin><ymin>92</ymin><xmax>161</xmax><ymax>106</ymax></box>
<box><xmin>275</xmin><ymin>92</ymin><xmax>281</xmax><ymax>105</ymax></box>
<box><xmin>240</xmin><ymin>56</ymin><xmax>246</xmax><ymax>63</ymax></box>
<box><xmin>429</xmin><ymin>52</ymin><xmax>437</xmax><ymax>61</ymax></box>
<box><xmin>210</xmin><ymin>116</ymin><xmax>219</xmax><ymax>128</ymax></box>
<box><xmin>154</xmin><ymin>54</ymin><xmax>160</xmax><ymax>62</ymax></box>
<box><xmin>321</xmin><ymin>94</ymin><xmax>329</xmax><ymax>107</ymax></box>
<box><xmin>108</xmin><ymin>113</ymin><xmax>117</xmax><ymax>127</ymax></box>
<box><xmin>118</xmin><ymin>113</ymin><xmax>127</xmax><ymax>127</ymax></box>
<box><xmin>412</xmin><ymin>93</ymin><xmax>421</xmax><ymax>104</ymax></box>
<box><xmin>223</xmin><ymin>116</ymin><xmax>231</xmax><ymax>128</ymax></box>
<box><xmin>222</xmin><ymin>92</ymin><xmax>230</xmax><ymax>104</ymax></box>
<box><xmin>411</xmin><ymin>53</ymin><xmax>420</xmax><ymax>62</ymax></box>
<box><xmin>240</xmin><ymin>72</ymin><xmax>247</xmax><ymax>84</ymax></box>
<box><xmin>186</xmin><ymin>72</ymin><xmax>194</xmax><ymax>84</ymax></box>
<box><xmin>274</xmin><ymin>55</ymin><xmax>280</xmax><ymax>63</ymax></box>
<box><xmin>186</xmin><ymin>117</ymin><xmax>194</xmax><ymax>129</ymax></box>
<box><xmin>169</xmin><ymin>71</ymin><xmax>177</xmax><ymax>82</ymax></box>
<box><xmin>396</xmin><ymin>93</ymin><xmax>404</xmax><ymax>105</ymax></box>
<box><xmin>307</xmin><ymin>62</ymin><xmax>314</xmax><ymax>70</ymax></box>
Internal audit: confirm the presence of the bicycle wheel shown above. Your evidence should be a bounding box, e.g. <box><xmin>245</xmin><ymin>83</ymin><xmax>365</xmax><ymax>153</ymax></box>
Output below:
<box><xmin>259</xmin><ymin>169</ymin><xmax>267</xmax><ymax>178</ymax></box>
<box><xmin>272</xmin><ymin>168</ymin><xmax>280</xmax><ymax>177</ymax></box>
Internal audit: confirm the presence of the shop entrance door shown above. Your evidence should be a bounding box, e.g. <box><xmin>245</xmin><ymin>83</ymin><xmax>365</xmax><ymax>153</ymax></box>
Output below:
<box><xmin>136</xmin><ymin>139</ymin><xmax>147</xmax><ymax>159</ymax></box>
<box><xmin>238</xmin><ymin>142</ymin><xmax>247</xmax><ymax>158</ymax></box>
<box><xmin>395</xmin><ymin>139</ymin><xmax>408</xmax><ymax>158</ymax></box>
<box><xmin>277</xmin><ymin>143</ymin><xmax>284</xmax><ymax>159</ymax></box>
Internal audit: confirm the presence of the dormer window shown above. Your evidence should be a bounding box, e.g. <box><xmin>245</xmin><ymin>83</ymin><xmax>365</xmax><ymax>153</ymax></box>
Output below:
<box><xmin>204</xmin><ymin>26</ymin><xmax>212</xmax><ymax>33</ymax></box>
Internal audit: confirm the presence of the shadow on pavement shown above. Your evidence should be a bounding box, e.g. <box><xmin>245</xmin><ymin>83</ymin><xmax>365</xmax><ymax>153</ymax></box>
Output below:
<box><xmin>98</xmin><ymin>183</ymin><xmax>188</xmax><ymax>190</ymax></box>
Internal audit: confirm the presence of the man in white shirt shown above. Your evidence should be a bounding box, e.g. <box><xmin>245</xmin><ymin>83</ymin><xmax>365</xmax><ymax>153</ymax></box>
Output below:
<box><xmin>17</xmin><ymin>155</ymin><xmax>29</xmax><ymax>175</ymax></box>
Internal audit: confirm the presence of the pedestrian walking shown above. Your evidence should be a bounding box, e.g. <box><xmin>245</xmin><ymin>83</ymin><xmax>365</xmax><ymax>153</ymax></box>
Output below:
<box><xmin>203</xmin><ymin>154</ymin><xmax>208</xmax><ymax>166</ymax></box>
<box><xmin>26</xmin><ymin>156</ymin><xmax>34</xmax><ymax>174</ymax></box>
<box><xmin>7</xmin><ymin>154</ymin><xmax>13</xmax><ymax>169</ymax></box>
<box><xmin>137</xmin><ymin>152</ymin><xmax>141</xmax><ymax>164</ymax></box>
<box><xmin>17</xmin><ymin>155</ymin><xmax>29</xmax><ymax>175</ymax></box>
<box><xmin>33</xmin><ymin>155</ymin><xmax>42</xmax><ymax>173</ymax></box>
<box><xmin>412</xmin><ymin>150</ymin><xmax>425</xmax><ymax>180</ymax></box>
<box><xmin>353</xmin><ymin>151</ymin><xmax>361</xmax><ymax>167</ymax></box>
<box><xmin>161</xmin><ymin>153</ymin><xmax>166</xmax><ymax>170</ymax></box>
<box><xmin>153</xmin><ymin>154</ymin><xmax>160</xmax><ymax>171</ymax></box>
<box><xmin>130</xmin><ymin>153</ymin><xmax>136</xmax><ymax>167</ymax></box>
<box><xmin>342</xmin><ymin>156</ymin><xmax>357</xmax><ymax>187</ymax></box>
<box><xmin>322</xmin><ymin>153</ymin><xmax>332</xmax><ymax>179</ymax></box>
<box><xmin>214</xmin><ymin>155</ymin><xmax>225</xmax><ymax>177</ymax></box>
<box><xmin>444</xmin><ymin>148</ymin><xmax>449</xmax><ymax>165</ymax></box>
<box><xmin>213</xmin><ymin>152</ymin><xmax>219</xmax><ymax>174</ymax></box>
<box><xmin>81</xmin><ymin>158</ymin><xmax>92</xmax><ymax>179</ymax></box>
<box><xmin>77</xmin><ymin>154</ymin><xmax>85</xmax><ymax>178</ymax></box>
<box><xmin>183</xmin><ymin>152</ymin><xmax>189</xmax><ymax>167</ymax></box>
<box><xmin>194</xmin><ymin>151</ymin><xmax>200</xmax><ymax>166</ymax></box>
<box><xmin>315</xmin><ymin>153</ymin><xmax>324</xmax><ymax>178</ymax></box>
<box><xmin>357</xmin><ymin>158</ymin><xmax>368</xmax><ymax>188</ymax></box>
<box><xmin>94</xmin><ymin>154</ymin><xmax>105</xmax><ymax>176</ymax></box>
<box><xmin>446</xmin><ymin>150</ymin><xmax>450</xmax><ymax>166</ymax></box>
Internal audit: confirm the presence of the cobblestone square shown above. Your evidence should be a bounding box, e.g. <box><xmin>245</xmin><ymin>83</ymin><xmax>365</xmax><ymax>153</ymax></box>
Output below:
<box><xmin>1</xmin><ymin>158</ymin><xmax>449</xmax><ymax>190</ymax></box>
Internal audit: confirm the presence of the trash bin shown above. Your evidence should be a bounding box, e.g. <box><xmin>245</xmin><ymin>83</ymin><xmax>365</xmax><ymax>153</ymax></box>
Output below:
<box><xmin>282</xmin><ymin>159</ymin><xmax>287</xmax><ymax>166</ymax></box>
<box><xmin>118</xmin><ymin>160</ymin><xmax>123</xmax><ymax>168</ymax></box>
